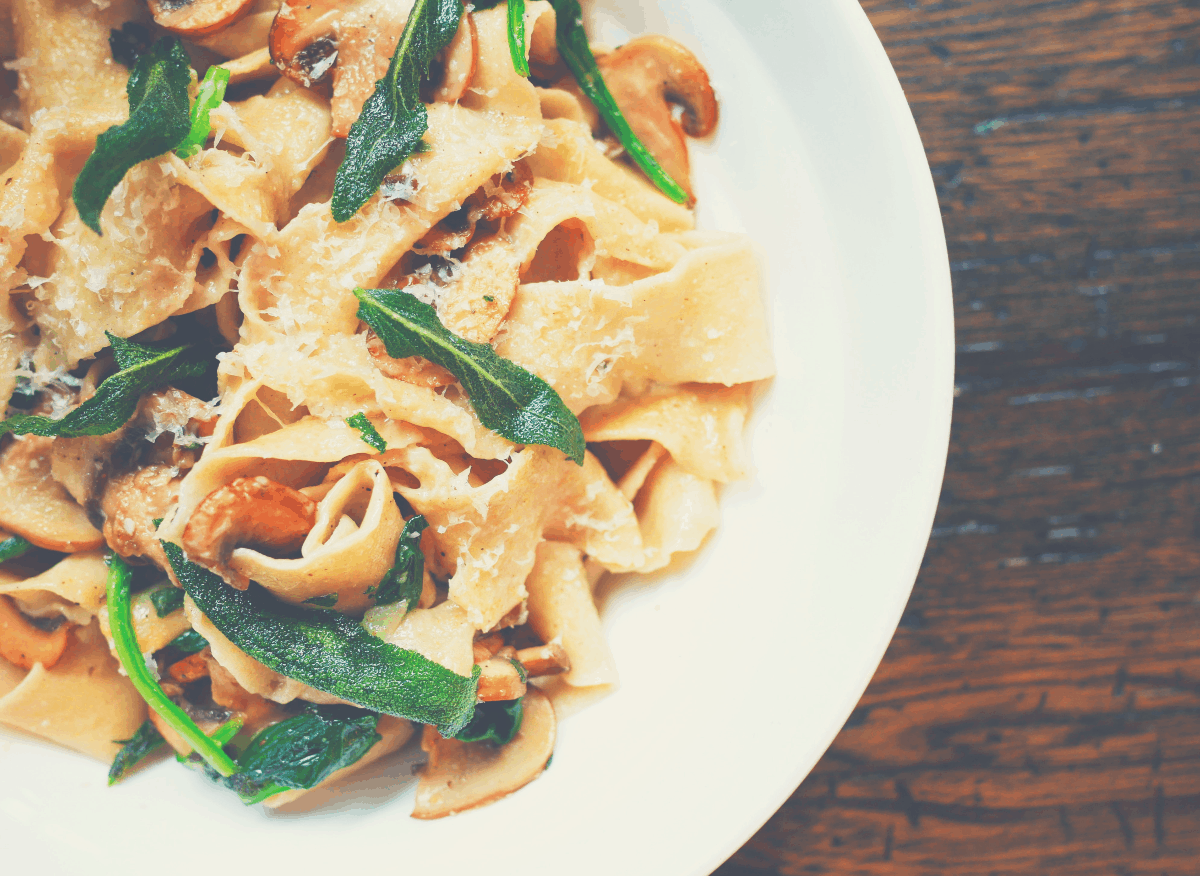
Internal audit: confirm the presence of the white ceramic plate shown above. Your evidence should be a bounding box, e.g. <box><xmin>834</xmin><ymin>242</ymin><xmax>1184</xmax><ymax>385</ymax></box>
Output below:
<box><xmin>0</xmin><ymin>1</ymin><xmax>952</xmax><ymax>872</ymax></box>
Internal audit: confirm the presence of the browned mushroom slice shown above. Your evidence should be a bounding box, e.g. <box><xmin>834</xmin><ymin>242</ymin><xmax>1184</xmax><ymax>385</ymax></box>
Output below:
<box><xmin>149</xmin><ymin>0</ymin><xmax>259</xmax><ymax>38</ymax></box>
<box><xmin>412</xmin><ymin>687</ymin><xmax>556</xmax><ymax>819</ymax></box>
<box><xmin>0</xmin><ymin>594</ymin><xmax>70</xmax><ymax>671</ymax></box>
<box><xmin>182</xmin><ymin>476</ymin><xmax>318</xmax><ymax>590</ymax></box>
<box><xmin>0</xmin><ymin>436</ymin><xmax>104</xmax><ymax>553</ymax></box>
<box><xmin>101</xmin><ymin>465</ymin><xmax>182</xmax><ymax>569</ymax></box>
<box><xmin>593</xmin><ymin>35</ymin><xmax>719</xmax><ymax>202</ymax></box>
<box><xmin>269</xmin><ymin>0</ymin><xmax>344</xmax><ymax>88</ymax></box>
<box><xmin>476</xmin><ymin>656</ymin><xmax>527</xmax><ymax>702</ymax></box>
<box><xmin>517</xmin><ymin>643</ymin><xmax>571</xmax><ymax>678</ymax></box>
<box><xmin>469</xmin><ymin>162</ymin><xmax>534</xmax><ymax>223</ymax></box>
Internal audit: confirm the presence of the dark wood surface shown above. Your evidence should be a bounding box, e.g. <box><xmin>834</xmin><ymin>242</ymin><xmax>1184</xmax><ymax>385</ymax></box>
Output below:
<box><xmin>717</xmin><ymin>1</ymin><xmax>1200</xmax><ymax>873</ymax></box>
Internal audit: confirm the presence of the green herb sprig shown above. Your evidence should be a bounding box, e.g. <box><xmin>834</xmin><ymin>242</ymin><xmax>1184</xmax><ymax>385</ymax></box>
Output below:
<box><xmin>108</xmin><ymin>720</ymin><xmax>167</xmax><ymax>784</ymax></box>
<box><xmin>0</xmin><ymin>334</ymin><xmax>207</xmax><ymax>440</ymax></box>
<box><xmin>507</xmin><ymin>0</ymin><xmax>530</xmax><ymax>77</ymax></box>
<box><xmin>176</xmin><ymin>66</ymin><xmax>230</xmax><ymax>159</ymax></box>
<box><xmin>167</xmin><ymin>629</ymin><xmax>209</xmax><ymax>655</ymax></box>
<box><xmin>346</xmin><ymin>412</ymin><xmax>387</xmax><ymax>452</ymax></box>
<box><xmin>0</xmin><ymin>535</ymin><xmax>33</xmax><ymax>564</ymax></box>
<box><xmin>547</xmin><ymin>0</ymin><xmax>689</xmax><ymax>204</ymax></box>
<box><xmin>354</xmin><ymin>288</ymin><xmax>585</xmax><ymax>465</ymax></box>
<box><xmin>150</xmin><ymin>586</ymin><xmax>185</xmax><ymax>618</ymax></box>
<box><xmin>106</xmin><ymin>553</ymin><xmax>239</xmax><ymax>777</ymax></box>
<box><xmin>332</xmin><ymin>0</ymin><xmax>464</xmax><ymax>222</ymax></box>
<box><xmin>164</xmin><ymin>543</ymin><xmax>480</xmax><ymax>736</ymax></box>
<box><xmin>369</xmin><ymin>515</ymin><xmax>428</xmax><ymax>608</ymax></box>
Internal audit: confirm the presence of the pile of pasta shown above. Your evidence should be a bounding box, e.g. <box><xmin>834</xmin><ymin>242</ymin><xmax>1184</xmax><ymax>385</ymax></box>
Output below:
<box><xmin>0</xmin><ymin>0</ymin><xmax>773</xmax><ymax>814</ymax></box>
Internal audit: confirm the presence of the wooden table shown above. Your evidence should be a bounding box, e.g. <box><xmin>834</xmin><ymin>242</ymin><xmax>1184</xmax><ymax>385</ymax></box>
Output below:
<box><xmin>717</xmin><ymin>1</ymin><xmax>1200</xmax><ymax>873</ymax></box>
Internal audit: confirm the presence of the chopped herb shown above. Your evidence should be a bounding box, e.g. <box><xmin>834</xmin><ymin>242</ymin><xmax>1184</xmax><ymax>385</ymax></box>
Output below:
<box><xmin>175</xmin><ymin>66</ymin><xmax>230</xmax><ymax>159</ymax></box>
<box><xmin>346</xmin><ymin>412</ymin><xmax>387</xmax><ymax>452</ymax></box>
<box><xmin>0</xmin><ymin>535</ymin><xmax>32</xmax><ymax>564</ymax></box>
<box><xmin>205</xmin><ymin>704</ymin><xmax>381</xmax><ymax>805</ymax></box>
<box><xmin>109</xmin><ymin>22</ymin><xmax>153</xmax><ymax>68</ymax></box>
<box><xmin>106</xmin><ymin>553</ymin><xmax>239</xmax><ymax>777</ymax></box>
<box><xmin>0</xmin><ymin>334</ymin><xmax>207</xmax><ymax>440</ymax></box>
<box><xmin>108</xmin><ymin>720</ymin><xmax>166</xmax><ymax>785</ymax></box>
<box><xmin>303</xmin><ymin>594</ymin><xmax>339</xmax><ymax>608</ymax></box>
<box><xmin>331</xmin><ymin>0</ymin><xmax>464</xmax><ymax>222</ymax></box>
<box><xmin>167</xmin><ymin>629</ymin><xmax>208</xmax><ymax>655</ymax></box>
<box><xmin>507</xmin><ymin>0</ymin><xmax>530</xmax><ymax>77</ymax></box>
<box><xmin>547</xmin><ymin>0</ymin><xmax>688</xmax><ymax>204</ymax></box>
<box><xmin>368</xmin><ymin>515</ymin><xmax>428</xmax><ymax>608</ymax></box>
<box><xmin>455</xmin><ymin>697</ymin><xmax>523</xmax><ymax>746</ymax></box>
<box><xmin>150</xmin><ymin>586</ymin><xmax>185</xmax><ymax>618</ymax></box>
<box><xmin>483</xmin><ymin>295</ymin><xmax>495</xmax><ymax>302</ymax></box>
<box><xmin>354</xmin><ymin>288</ymin><xmax>585</xmax><ymax>465</ymax></box>
<box><xmin>73</xmin><ymin>37</ymin><xmax>193</xmax><ymax>235</ymax></box>
<box><xmin>164</xmin><ymin>542</ymin><xmax>480</xmax><ymax>736</ymax></box>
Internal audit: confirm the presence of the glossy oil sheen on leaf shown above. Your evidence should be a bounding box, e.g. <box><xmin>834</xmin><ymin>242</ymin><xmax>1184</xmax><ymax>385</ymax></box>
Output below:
<box><xmin>331</xmin><ymin>0</ymin><xmax>463</xmax><ymax>221</ymax></box>
<box><xmin>354</xmin><ymin>288</ymin><xmax>586</xmax><ymax>464</ymax></box>
<box><xmin>108</xmin><ymin>720</ymin><xmax>166</xmax><ymax>784</ymax></box>
<box><xmin>73</xmin><ymin>37</ymin><xmax>193</xmax><ymax>234</ymax></box>
<box><xmin>370</xmin><ymin>515</ymin><xmax>428</xmax><ymax>607</ymax></box>
<box><xmin>164</xmin><ymin>542</ymin><xmax>480</xmax><ymax>736</ymax></box>
<box><xmin>547</xmin><ymin>0</ymin><xmax>688</xmax><ymax>204</ymax></box>
<box><xmin>0</xmin><ymin>333</ymin><xmax>207</xmax><ymax>439</ymax></box>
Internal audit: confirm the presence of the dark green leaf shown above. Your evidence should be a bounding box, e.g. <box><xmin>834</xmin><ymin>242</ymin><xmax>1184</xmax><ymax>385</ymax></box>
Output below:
<box><xmin>507</xmin><ymin>0</ymin><xmax>530</xmax><ymax>77</ymax></box>
<box><xmin>547</xmin><ymin>0</ymin><xmax>688</xmax><ymax>204</ymax></box>
<box><xmin>302</xmin><ymin>594</ymin><xmax>339</xmax><ymax>608</ymax></box>
<box><xmin>167</xmin><ymin>629</ymin><xmax>209</xmax><ymax>655</ymax></box>
<box><xmin>164</xmin><ymin>542</ymin><xmax>480</xmax><ymax>736</ymax></box>
<box><xmin>209</xmin><ymin>704</ymin><xmax>381</xmax><ymax>805</ymax></box>
<box><xmin>354</xmin><ymin>288</ymin><xmax>585</xmax><ymax>465</ymax></box>
<box><xmin>176</xmin><ymin>66</ymin><xmax>230</xmax><ymax>159</ymax></box>
<box><xmin>346</xmin><ymin>412</ymin><xmax>387</xmax><ymax>452</ymax></box>
<box><xmin>455</xmin><ymin>697</ymin><xmax>523</xmax><ymax>746</ymax></box>
<box><xmin>73</xmin><ymin>37</ymin><xmax>193</xmax><ymax>235</ymax></box>
<box><xmin>0</xmin><ymin>333</ymin><xmax>207</xmax><ymax>439</ymax></box>
<box><xmin>0</xmin><ymin>535</ymin><xmax>32</xmax><ymax>564</ymax></box>
<box><xmin>106</xmin><ymin>554</ymin><xmax>239</xmax><ymax>777</ymax></box>
<box><xmin>369</xmin><ymin>515</ymin><xmax>428</xmax><ymax>607</ymax></box>
<box><xmin>109</xmin><ymin>22</ymin><xmax>153</xmax><ymax>68</ymax></box>
<box><xmin>150</xmin><ymin>586</ymin><xmax>185</xmax><ymax>618</ymax></box>
<box><xmin>331</xmin><ymin>0</ymin><xmax>463</xmax><ymax>222</ymax></box>
<box><xmin>108</xmin><ymin>720</ymin><xmax>166</xmax><ymax>784</ymax></box>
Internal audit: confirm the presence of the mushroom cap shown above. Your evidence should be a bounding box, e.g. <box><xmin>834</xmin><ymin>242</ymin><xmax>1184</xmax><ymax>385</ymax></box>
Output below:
<box><xmin>148</xmin><ymin>0</ymin><xmax>260</xmax><ymax>38</ymax></box>
<box><xmin>269</xmin><ymin>0</ymin><xmax>344</xmax><ymax>88</ymax></box>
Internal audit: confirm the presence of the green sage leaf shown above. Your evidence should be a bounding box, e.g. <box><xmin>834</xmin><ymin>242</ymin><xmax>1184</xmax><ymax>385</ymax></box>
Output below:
<box><xmin>354</xmin><ymin>288</ymin><xmax>585</xmax><ymax>465</ymax></box>
<box><xmin>454</xmin><ymin>697</ymin><xmax>523</xmax><ymax>746</ymax></box>
<box><xmin>331</xmin><ymin>0</ymin><xmax>463</xmax><ymax>222</ymax></box>
<box><xmin>167</xmin><ymin>629</ymin><xmax>209</xmax><ymax>655</ymax></box>
<box><xmin>0</xmin><ymin>535</ymin><xmax>33</xmax><ymax>564</ymax></box>
<box><xmin>303</xmin><ymin>594</ymin><xmax>339</xmax><ymax>608</ymax></box>
<box><xmin>369</xmin><ymin>515</ymin><xmax>428</xmax><ymax>607</ymax></box>
<box><xmin>164</xmin><ymin>542</ymin><xmax>480</xmax><ymax>736</ymax></box>
<box><xmin>547</xmin><ymin>0</ymin><xmax>688</xmax><ymax>204</ymax></box>
<box><xmin>73</xmin><ymin>37</ymin><xmax>193</xmax><ymax>235</ymax></box>
<box><xmin>0</xmin><ymin>333</ymin><xmax>207</xmax><ymax>439</ymax></box>
<box><xmin>108</xmin><ymin>720</ymin><xmax>166</xmax><ymax>785</ymax></box>
<box><xmin>150</xmin><ymin>585</ymin><xmax>185</xmax><ymax>618</ymax></box>
<box><xmin>176</xmin><ymin>66</ymin><xmax>230</xmax><ymax>159</ymax></box>
<box><xmin>346</xmin><ymin>412</ymin><xmax>387</xmax><ymax>452</ymax></box>
<box><xmin>109</xmin><ymin>22</ymin><xmax>153</xmax><ymax>68</ymax></box>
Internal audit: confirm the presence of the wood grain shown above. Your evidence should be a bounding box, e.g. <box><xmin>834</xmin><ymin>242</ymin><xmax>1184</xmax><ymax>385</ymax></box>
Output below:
<box><xmin>717</xmin><ymin>1</ymin><xmax>1200</xmax><ymax>873</ymax></box>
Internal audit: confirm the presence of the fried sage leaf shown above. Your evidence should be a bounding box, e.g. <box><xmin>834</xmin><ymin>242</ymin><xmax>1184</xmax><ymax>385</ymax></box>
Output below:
<box><xmin>0</xmin><ymin>535</ymin><xmax>33</xmax><ymax>564</ymax></box>
<box><xmin>209</xmin><ymin>704</ymin><xmax>381</xmax><ymax>805</ymax></box>
<box><xmin>354</xmin><ymin>288</ymin><xmax>585</xmax><ymax>465</ymax></box>
<box><xmin>150</xmin><ymin>586</ymin><xmax>185</xmax><ymax>618</ymax></box>
<box><xmin>108</xmin><ymin>719</ymin><xmax>167</xmax><ymax>784</ymax></box>
<box><xmin>331</xmin><ymin>0</ymin><xmax>463</xmax><ymax>222</ymax></box>
<box><xmin>454</xmin><ymin>697</ymin><xmax>523</xmax><ymax>746</ymax></box>
<box><xmin>369</xmin><ymin>515</ymin><xmax>428</xmax><ymax>609</ymax></box>
<box><xmin>176</xmin><ymin>66</ymin><xmax>230</xmax><ymax>159</ymax></box>
<box><xmin>164</xmin><ymin>543</ymin><xmax>480</xmax><ymax>736</ymax></box>
<box><xmin>547</xmin><ymin>0</ymin><xmax>688</xmax><ymax>204</ymax></box>
<box><xmin>73</xmin><ymin>37</ymin><xmax>193</xmax><ymax>234</ymax></box>
<box><xmin>346</xmin><ymin>412</ymin><xmax>387</xmax><ymax>452</ymax></box>
<box><xmin>0</xmin><ymin>334</ymin><xmax>207</xmax><ymax>440</ymax></box>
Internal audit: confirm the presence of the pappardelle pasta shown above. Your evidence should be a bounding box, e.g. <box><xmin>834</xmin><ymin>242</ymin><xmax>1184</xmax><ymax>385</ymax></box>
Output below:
<box><xmin>0</xmin><ymin>0</ymin><xmax>773</xmax><ymax>816</ymax></box>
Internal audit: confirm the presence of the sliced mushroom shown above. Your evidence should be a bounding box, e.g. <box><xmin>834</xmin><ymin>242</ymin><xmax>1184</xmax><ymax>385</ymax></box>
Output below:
<box><xmin>100</xmin><ymin>464</ymin><xmax>182</xmax><ymax>569</ymax></box>
<box><xmin>591</xmin><ymin>35</ymin><xmax>719</xmax><ymax>203</ymax></box>
<box><xmin>0</xmin><ymin>594</ymin><xmax>70</xmax><ymax>671</ymax></box>
<box><xmin>476</xmin><ymin>656</ymin><xmax>527</xmax><ymax>702</ymax></box>
<box><xmin>412</xmin><ymin>687</ymin><xmax>556</xmax><ymax>819</ymax></box>
<box><xmin>412</xmin><ymin>163</ymin><xmax>534</xmax><ymax>258</ymax></box>
<box><xmin>269</xmin><ymin>0</ymin><xmax>343</xmax><ymax>88</ymax></box>
<box><xmin>148</xmin><ymin>0</ymin><xmax>259</xmax><ymax>38</ymax></box>
<box><xmin>0</xmin><ymin>436</ymin><xmax>104</xmax><ymax>553</ymax></box>
<box><xmin>182</xmin><ymin>476</ymin><xmax>318</xmax><ymax>590</ymax></box>
<box><xmin>516</xmin><ymin>643</ymin><xmax>571</xmax><ymax>678</ymax></box>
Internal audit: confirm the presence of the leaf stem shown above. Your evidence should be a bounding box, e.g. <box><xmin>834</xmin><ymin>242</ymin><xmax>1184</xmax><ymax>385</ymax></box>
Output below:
<box><xmin>507</xmin><ymin>0</ymin><xmax>530</xmax><ymax>77</ymax></box>
<box><xmin>106</xmin><ymin>553</ymin><xmax>240</xmax><ymax>778</ymax></box>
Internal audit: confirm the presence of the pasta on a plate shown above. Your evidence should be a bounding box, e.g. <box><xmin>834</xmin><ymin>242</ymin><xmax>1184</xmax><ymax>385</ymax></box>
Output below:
<box><xmin>0</xmin><ymin>0</ymin><xmax>772</xmax><ymax>816</ymax></box>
